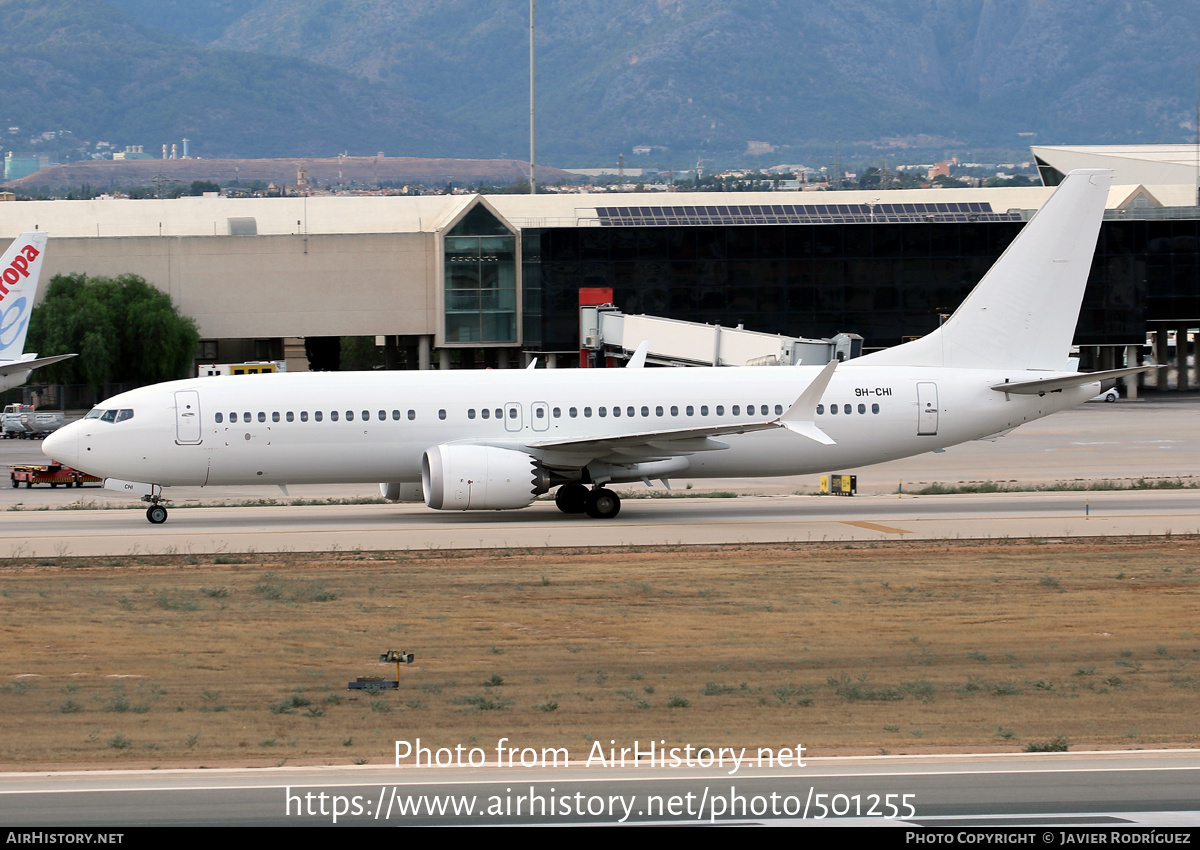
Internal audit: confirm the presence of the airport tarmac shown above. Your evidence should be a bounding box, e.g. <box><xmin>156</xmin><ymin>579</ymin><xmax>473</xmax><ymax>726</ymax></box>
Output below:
<box><xmin>3</xmin><ymin>397</ymin><xmax>1198</xmax><ymax>557</ymax></box>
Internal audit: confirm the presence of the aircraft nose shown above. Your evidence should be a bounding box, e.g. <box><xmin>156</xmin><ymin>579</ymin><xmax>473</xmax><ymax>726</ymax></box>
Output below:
<box><xmin>42</xmin><ymin>421</ymin><xmax>81</xmax><ymax>468</ymax></box>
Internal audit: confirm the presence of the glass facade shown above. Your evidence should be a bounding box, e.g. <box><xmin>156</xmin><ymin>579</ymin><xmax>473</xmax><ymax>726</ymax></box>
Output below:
<box><xmin>443</xmin><ymin>204</ymin><xmax>518</xmax><ymax>345</ymax></box>
<box><xmin>523</xmin><ymin>217</ymin><xmax>1193</xmax><ymax>352</ymax></box>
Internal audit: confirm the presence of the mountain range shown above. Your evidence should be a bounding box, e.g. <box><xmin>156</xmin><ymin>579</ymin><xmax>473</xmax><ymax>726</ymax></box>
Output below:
<box><xmin>2</xmin><ymin>0</ymin><xmax>1198</xmax><ymax>168</ymax></box>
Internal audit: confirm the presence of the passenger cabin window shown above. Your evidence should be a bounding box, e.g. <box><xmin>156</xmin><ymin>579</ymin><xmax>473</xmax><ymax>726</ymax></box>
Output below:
<box><xmin>215</xmin><ymin>412</ymin><xmax>224</xmax><ymax>424</ymax></box>
<box><xmin>331</xmin><ymin>411</ymin><xmax>339</xmax><ymax>422</ymax></box>
<box><xmin>440</xmin><ymin>409</ymin><xmax>447</xmax><ymax>420</ymax></box>
<box><xmin>408</xmin><ymin>410</ymin><xmax>416</xmax><ymax>420</ymax></box>
<box><xmin>315</xmin><ymin>411</ymin><xmax>323</xmax><ymax>422</ymax></box>
<box><xmin>258</xmin><ymin>412</ymin><xmax>266</xmax><ymax>422</ymax></box>
<box><xmin>300</xmin><ymin>411</ymin><xmax>309</xmax><ymax>422</ymax></box>
<box><xmin>287</xmin><ymin>412</ymin><xmax>295</xmax><ymax>422</ymax></box>
<box><xmin>346</xmin><ymin>411</ymin><xmax>354</xmax><ymax>421</ymax></box>
<box><xmin>481</xmin><ymin>409</ymin><xmax>490</xmax><ymax>419</ymax></box>
<box><xmin>468</xmin><ymin>409</ymin><xmax>476</xmax><ymax>419</ymax></box>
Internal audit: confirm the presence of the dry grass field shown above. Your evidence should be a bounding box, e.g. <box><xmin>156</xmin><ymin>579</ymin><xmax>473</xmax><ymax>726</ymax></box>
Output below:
<box><xmin>1</xmin><ymin>538</ymin><xmax>1197</xmax><ymax>770</ymax></box>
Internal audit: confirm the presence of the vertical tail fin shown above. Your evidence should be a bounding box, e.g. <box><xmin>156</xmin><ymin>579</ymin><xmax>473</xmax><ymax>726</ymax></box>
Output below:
<box><xmin>0</xmin><ymin>232</ymin><xmax>49</xmax><ymax>359</ymax></box>
<box><xmin>860</xmin><ymin>169</ymin><xmax>1112</xmax><ymax>370</ymax></box>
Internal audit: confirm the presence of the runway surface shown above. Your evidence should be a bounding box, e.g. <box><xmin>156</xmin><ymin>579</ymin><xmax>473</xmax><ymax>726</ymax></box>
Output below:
<box><xmin>1</xmin><ymin>751</ymin><xmax>1197</xmax><ymax>826</ymax></box>
<box><xmin>6</xmin><ymin>489</ymin><xmax>1200</xmax><ymax>558</ymax></box>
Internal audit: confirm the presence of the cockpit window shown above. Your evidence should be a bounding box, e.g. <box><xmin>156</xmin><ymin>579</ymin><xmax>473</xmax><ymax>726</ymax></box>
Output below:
<box><xmin>100</xmin><ymin>410</ymin><xmax>118</xmax><ymax>423</ymax></box>
<box><xmin>85</xmin><ymin>409</ymin><xmax>104</xmax><ymax>420</ymax></box>
<box><xmin>115</xmin><ymin>409</ymin><xmax>134</xmax><ymax>423</ymax></box>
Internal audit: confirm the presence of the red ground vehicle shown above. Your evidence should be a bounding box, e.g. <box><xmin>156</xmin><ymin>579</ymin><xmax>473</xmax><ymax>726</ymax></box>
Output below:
<box><xmin>8</xmin><ymin>463</ymin><xmax>101</xmax><ymax>488</ymax></box>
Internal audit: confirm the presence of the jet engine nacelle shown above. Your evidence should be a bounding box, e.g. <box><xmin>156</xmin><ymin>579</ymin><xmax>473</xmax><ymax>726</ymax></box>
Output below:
<box><xmin>421</xmin><ymin>445</ymin><xmax>545</xmax><ymax>511</ymax></box>
<box><xmin>379</xmin><ymin>482</ymin><xmax>423</xmax><ymax>502</ymax></box>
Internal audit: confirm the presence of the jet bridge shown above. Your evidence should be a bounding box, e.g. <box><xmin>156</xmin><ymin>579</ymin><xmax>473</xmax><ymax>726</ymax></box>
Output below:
<box><xmin>579</xmin><ymin>304</ymin><xmax>862</xmax><ymax>367</ymax></box>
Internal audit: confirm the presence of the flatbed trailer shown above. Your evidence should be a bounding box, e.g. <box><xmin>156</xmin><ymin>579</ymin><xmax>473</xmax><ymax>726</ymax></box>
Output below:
<box><xmin>9</xmin><ymin>464</ymin><xmax>101</xmax><ymax>488</ymax></box>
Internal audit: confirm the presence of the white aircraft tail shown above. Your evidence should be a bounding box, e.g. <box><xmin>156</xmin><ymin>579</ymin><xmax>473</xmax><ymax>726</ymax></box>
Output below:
<box><xmin>860</xmin><ymin>169</ymin><xmax>1112</xmax><ymax>371</ymax></box>
<box><xmin>0</xmin><ymin>232</ymin><xmax>49</xmax><ymax>360</ymax></box>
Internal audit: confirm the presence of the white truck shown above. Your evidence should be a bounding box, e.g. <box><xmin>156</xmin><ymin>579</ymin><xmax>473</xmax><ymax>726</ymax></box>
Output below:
<box><xmin>1</xmin><ymin>403</ymin><xmax>67</xmax><ymax>439</ymax></box>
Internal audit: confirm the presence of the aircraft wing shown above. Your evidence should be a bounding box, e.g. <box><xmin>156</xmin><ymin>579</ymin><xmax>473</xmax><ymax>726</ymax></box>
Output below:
<box><xmin>527</xmin><ymin>419</ymin><xmax>780</xmax><ymax>460</ymax></box>
<box><xmin>990</xmin><ymin>365</ymin><xmax>1152</xmax><ymax>395</ymax></box>
<box><xmin>524</xmin><ymin>360</ymin><xmax>838</xmax><ymax>465</ymax></box>
<box><xmin>0</xmin><ymin>353</ymin><xmax>77</xmax><ymax>378</ymax></box>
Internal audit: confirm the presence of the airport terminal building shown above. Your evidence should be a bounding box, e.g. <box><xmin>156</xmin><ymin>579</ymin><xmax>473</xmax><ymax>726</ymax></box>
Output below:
<box><xmin>2</xmin><ymin>146</ymin><xmax>1197</xmax><ymax>389</ymax></box>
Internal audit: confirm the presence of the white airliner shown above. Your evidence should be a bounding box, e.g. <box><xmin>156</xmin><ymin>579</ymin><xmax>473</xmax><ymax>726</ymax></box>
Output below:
<box><xmin>44</xmin><ymin>169</ymin><xmax>1146</xmax><ymax>524</ymax></box>
<box><xmin>0</xmin><ymin>232</ymin><xmax>76</xmax><ymax>393</ymax></box>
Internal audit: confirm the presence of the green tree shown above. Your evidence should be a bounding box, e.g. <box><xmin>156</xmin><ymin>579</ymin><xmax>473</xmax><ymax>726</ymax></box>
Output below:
<box><xmin>27</xmin><ymin>273</ymin><xmax>200</xmax><ymax>392</ymax></box>
<box><xmin>339</xmin><ymin>336</ymin><xmax>385</xmax><ymax>370</ymax></box>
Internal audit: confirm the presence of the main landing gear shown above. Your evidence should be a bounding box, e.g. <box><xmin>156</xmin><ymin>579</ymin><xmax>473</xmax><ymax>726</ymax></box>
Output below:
<box><xmin>554</xmin><ymin>483</ymin><xmax>621</xmax><ymax>519</ymax></box>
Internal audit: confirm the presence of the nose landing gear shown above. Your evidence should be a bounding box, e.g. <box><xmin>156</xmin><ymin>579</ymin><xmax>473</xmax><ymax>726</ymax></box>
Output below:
<box><xmin>142</xmin><ymin>493</ymin><xmax>170</xmax><ymax>524</ymax></box>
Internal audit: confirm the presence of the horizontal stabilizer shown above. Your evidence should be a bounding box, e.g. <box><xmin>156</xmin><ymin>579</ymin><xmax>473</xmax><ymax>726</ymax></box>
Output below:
<box><xmin>0</xmin><ymin>353</ymin><xmax>77</xmax><ymax>378</ymax></box>
<box><xmin>990</xmin><ymin>366</ymin><xmax>1152</xmax><ymax>395</ymax></box>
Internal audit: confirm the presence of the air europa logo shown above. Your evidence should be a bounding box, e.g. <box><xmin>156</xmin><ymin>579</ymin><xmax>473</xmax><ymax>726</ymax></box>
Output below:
<box><xmin>0</xmin><ymin>243</ymin><xmax>40</xmax><ymax>299</ymax></box>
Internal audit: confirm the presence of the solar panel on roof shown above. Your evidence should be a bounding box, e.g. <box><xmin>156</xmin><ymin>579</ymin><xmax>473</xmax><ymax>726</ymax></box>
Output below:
<box><xmin>590</xmin><ymin>199</ymin><xmax>1017</xmax><ymax>226</ymax></box>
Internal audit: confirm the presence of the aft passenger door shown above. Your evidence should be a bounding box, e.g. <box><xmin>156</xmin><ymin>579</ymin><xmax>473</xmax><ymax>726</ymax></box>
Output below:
<box><xmin>916</xmin><ymin>382</ymin><xmax>938</xmax><ymax>436</ymax></box>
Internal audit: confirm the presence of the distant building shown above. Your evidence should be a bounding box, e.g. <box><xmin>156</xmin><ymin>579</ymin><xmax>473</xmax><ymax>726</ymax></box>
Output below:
<box><xmin>4</xmin><ymin>153</ymin><xmax>49</xmax><ymax>181</ymax></box>
<box><xmin>928</xmin><ymin>160</ymin><xmax>955</xmax><ymax>181</ymax></box>
<box><xmin>112</xmin><ymin>146</ymin><xmax>153</xmax><ymax>161</ymax></box>
<box><xmin>1033</xmin><ymin>145</ymin><xmax>1200</xmax><ymax>189</ymax></box>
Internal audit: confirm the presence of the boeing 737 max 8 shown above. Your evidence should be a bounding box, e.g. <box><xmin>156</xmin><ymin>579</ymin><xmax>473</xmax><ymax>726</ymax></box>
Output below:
<box><xmin>43</xmin><ymin>169</ymin><xmax>1146</xmax><ymax>524</ymax></box>
<box><xmin>0</xmin><ymin>232</ymin><xmax>76</xmax><ymax>393</ymax></box>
